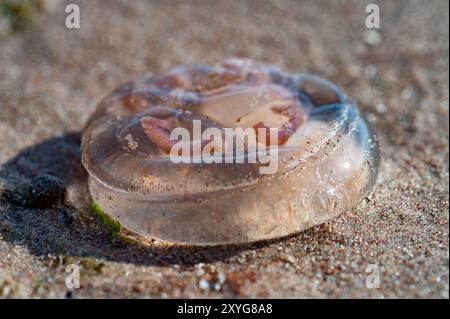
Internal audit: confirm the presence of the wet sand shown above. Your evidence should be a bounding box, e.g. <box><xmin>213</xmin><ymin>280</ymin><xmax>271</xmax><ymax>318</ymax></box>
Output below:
<box><xmin>0</xmin><ymin>0</ymin><xmax>448</xmax><ymax>298</ymax></box>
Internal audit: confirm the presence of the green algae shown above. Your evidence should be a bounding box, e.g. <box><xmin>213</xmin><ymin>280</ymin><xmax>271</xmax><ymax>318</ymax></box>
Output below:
<box><xmin>90</xmin><ymin>202</ymin><xmax>121</xmax><ymax>235</ymax></box>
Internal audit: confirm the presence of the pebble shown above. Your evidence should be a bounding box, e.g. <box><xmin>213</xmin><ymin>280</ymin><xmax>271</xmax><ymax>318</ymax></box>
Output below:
<box><xmin>198</xmin><ymin>278</ymin><xmax>210</xmax><ymax>290</ymax></box>
<box><xmin>362</xmin><ymin>30</ymin><xmax>382</xmax><ymax>47</ymax></box>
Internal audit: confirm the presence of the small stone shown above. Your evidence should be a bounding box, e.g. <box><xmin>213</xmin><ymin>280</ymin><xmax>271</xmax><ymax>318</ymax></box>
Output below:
<box><xmin>362</xmin><ymin>30</ymin><xmax>382</xmax><ymax>47</ymax></box>
<box><xmin>282</xmin><ymin>254</ymin><xmax>297</xmax><ymax>265</ymax></box>
<box><xmin>375</xmin><ymin>103</ymin><xmax>387</xmax><ymax>114</ymax></box>
<box><xmin>26</xmin><ymin>174</ymin><xmax>66</xmax><ymax>208</ymax></box>
<box><xmin>213</xmin><ymin>272</ymin><xmax>226</xmax><ymax>291</ymax></box>
<box><xmin>198</xmin><ymin>278</ymin><xmax>209</xmax><ymax>290</ymax></box>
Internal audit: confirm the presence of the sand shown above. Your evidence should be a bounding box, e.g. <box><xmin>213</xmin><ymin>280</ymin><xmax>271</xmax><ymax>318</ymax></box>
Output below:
<box><xmin>0</xmin><ymin>0</ymin><xmax>448</xmax><ymax>298</ymax></box>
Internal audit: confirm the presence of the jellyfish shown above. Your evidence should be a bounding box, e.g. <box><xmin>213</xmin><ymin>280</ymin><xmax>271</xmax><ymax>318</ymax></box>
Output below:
<box><xmin>81</xmin><ymin>58</ymin><xmax>379</xmax><ymax>244</ymax></box>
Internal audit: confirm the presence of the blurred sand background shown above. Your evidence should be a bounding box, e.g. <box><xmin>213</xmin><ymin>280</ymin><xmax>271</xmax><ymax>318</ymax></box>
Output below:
<box><xmin>0</xmin><ymin>0</ymin><xmax>448</xmax><ymax>298</ymax></box>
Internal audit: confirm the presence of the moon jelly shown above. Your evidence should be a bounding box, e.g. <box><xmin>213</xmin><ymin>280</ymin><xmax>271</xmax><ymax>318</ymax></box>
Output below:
<box><xmin>81</xmin><ymin>58</ymin><xmax>379</xmax><ymax>244</ymax></box>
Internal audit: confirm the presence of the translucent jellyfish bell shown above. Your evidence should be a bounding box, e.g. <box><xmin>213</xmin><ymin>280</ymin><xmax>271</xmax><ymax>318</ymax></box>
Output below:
<box><xmin>81</xmin><ymin>58</ymin><xmax>379</xmax><ymax>245</ymax></box>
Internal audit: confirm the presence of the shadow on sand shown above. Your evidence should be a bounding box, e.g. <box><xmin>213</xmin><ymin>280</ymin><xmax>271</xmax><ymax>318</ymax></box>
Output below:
<box><xmin>0</xmin><ymin>133</ymin><xmax>312</xmax><ymax>266</ymax></box>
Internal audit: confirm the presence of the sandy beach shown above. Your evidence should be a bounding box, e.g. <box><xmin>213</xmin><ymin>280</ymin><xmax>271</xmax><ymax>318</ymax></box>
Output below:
<box><xmin>0</xmin><ymin>0</ymin><xmax>448</xmax><ymax>298</ymax></box>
